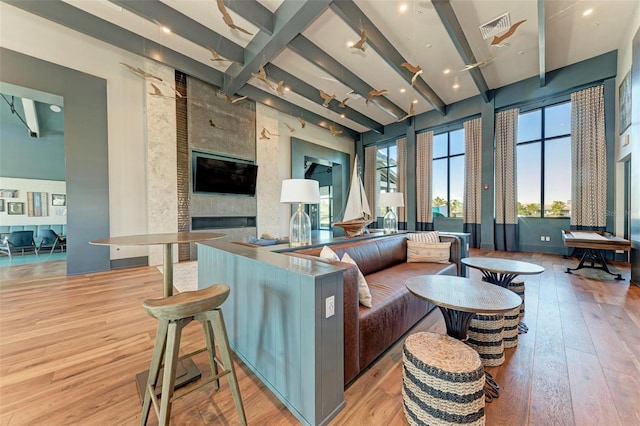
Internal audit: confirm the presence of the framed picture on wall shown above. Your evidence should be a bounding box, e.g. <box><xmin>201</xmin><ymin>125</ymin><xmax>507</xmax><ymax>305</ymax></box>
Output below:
<box><xmin>0</xmin><ymin>199</ymin><xmax>4</xmax><ymax>212</ymax></box>
<box><xmin>52</xmin><ymin>194</ymin><xmax>66</xmax><ymax>206</ymax></box>
<box><xmin>619</xmin><ymin>71</ymin><xmax>632</xmax><ymax>135</ymax></box>
<box><xmin>8</xmin><ymin>202</ymin><xmax>24</xmax><ymax>215</ymax></box>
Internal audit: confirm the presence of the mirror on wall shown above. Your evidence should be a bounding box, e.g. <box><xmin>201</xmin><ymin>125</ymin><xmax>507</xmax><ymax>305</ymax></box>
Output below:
<box><xmin>0</xmin><ymin>82</ymin><xmax>66</xmax><ymax>265</ymax></box>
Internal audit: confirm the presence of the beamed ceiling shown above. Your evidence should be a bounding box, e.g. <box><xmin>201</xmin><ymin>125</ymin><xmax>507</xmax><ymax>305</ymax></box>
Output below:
<box><xmin>4</xmin><ymin>0</ymin><xmax>637</xmax><ymax>140</ymax></box>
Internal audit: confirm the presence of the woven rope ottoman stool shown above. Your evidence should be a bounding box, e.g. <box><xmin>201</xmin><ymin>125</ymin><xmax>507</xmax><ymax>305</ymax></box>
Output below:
<box><xmin>507</xmin><ymin>278</ymin><xmax>527</xmax><ymax>333</ymax></box>
<box><xmin>502</xmin><ymin>307</ymin><xmax>520</xmax><ymax>348</ymax></box>
<box><xmin>508</xmin><ymin>278</ymin><xmax>525</xmax><ymax>318</ymax></box>
<box><xmin>402</xmin><ymin>332</ymin><xmax>485</xmax><ymax>426</ymax></box>
<box><xmin>466</xmin><ymin>314</ymin><xmax>505</xmax><ymax>367</ymax></box>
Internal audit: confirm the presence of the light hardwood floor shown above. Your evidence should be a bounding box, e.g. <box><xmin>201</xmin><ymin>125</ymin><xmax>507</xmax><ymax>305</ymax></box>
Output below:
<box><xmin>1</xmin><ymin>250</ymin><xmax>638</xmax><ymax>425</ymax></box>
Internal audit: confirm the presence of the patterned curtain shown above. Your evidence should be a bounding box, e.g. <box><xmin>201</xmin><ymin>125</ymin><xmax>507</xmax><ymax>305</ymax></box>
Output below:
<box><xmin>416</xmin><ymin>131</ymin><xmax>434</xmax><ymax>231</ymax></box>
<box><xmin>495</xmin><ymin>108</ymin><xmax>519</xmax><ymax>251</ymax></box>
<box><xmin>570</xmin><ymin>85</ymin><xmax>606</xmax><ymax>230</ymax></box>
<box><xmin>364</xmin><ymin>145</ymin><xmax>378</xmax><ymax>227</ymax></box>
<box><xmin>463</xmin><ymin>117</ymin><xmax>482</xmax><ymax>248</ymax></box>
<box><xmin>397</xmin><ymin>137</ymin><xmax>407</xmax><ymax>230</ymax></box>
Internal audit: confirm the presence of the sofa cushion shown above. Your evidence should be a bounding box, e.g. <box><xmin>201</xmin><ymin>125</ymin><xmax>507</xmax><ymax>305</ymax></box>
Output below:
<box><xmin>408</xmin><ymin>231</ymin><xmax>440</xmax><ymax>243</ymax></box>
<box><xmin>341</xmin><ymin>252</ymin><xmax>372</xmax><ymax>308</ymax></box>
<box><xmin>320</xmin><ymin>245</ymin><xmax>339</xmax><ymax>261</ymax></box>
<box><xmin>407</xmin><ymin>240</ymin><xmax>451</xmax><ymax>263</ymax></box>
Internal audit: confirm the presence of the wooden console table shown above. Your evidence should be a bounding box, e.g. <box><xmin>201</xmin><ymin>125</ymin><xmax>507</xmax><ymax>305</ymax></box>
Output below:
<box><xmin>561</xmin><ymin>230</ymin><xmax>630</xmax><ymax>280</ymax></box>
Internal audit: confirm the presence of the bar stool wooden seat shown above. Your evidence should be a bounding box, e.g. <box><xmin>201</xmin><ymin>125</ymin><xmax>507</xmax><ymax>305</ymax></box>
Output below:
<box><xmin>140</xmin><ymin>284</ymin><xmax>247</xmax><ymax>426</ymax></box>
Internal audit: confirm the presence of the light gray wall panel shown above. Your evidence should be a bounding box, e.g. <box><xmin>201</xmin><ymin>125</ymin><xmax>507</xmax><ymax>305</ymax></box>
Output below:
<box><xmin>0</xmin><ymin>47</ymin><xmax>109</xmax><ymax>275</ymax></box>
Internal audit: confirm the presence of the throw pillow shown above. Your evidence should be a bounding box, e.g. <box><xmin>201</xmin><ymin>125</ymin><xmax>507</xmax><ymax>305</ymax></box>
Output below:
<box><xmin>341</xmin><ymin>252</ymin><xmax>372</xmax><ymax>308</ymax></box>
<box><xmin>408</xmin><ymin>231</ymin><xmax>440</xmax><ymax>243</ymax></box>
<box><xmin>319</xmin><ymin>245</ymin><xmax>340</xmax><ymax>261</ymax></box>
<box><xmin>406</xmin><ymin>240</ymin><xmax>451</xmax><ymax>263</ymax></box>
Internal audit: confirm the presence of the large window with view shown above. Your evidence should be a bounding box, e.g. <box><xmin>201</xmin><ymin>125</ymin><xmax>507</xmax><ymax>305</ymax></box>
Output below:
<box><xmin>377</xmin><ymin>144</ymin><xmax>397</xmax><ymax>217</ymax></box>
<box><xmin>432</xmin><ymin>129</ymin><xmax>465</xmax><ymax>218</ymax></box>
<box><xmin>516</xmin><ymin>101</ymin><xmax>571</xmax><ymax>218</ymax></box>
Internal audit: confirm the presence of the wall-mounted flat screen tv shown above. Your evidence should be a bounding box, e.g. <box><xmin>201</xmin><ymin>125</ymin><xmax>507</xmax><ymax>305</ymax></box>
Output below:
<box><xmin>192</xmin><ymin>154</ymin><xmax>258</xmax><ymax>196</ymax></box>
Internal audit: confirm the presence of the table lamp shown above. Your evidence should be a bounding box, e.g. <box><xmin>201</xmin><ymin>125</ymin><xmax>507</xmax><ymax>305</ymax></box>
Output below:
<box><xmin>378</xmin><ymin>192</ymin><xmax>404</xmax><ymax>234</ymax></box>
<box><xmin>280</xmin><ymin>179</ymin><xmax>320</xmax><ymax>247</ymax></box>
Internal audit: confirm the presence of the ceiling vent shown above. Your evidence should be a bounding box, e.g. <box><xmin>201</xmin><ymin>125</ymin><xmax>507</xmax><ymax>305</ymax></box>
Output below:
<box><xmin>479</xmin><ymin>12</ymin><xmax>511</xmax><ymax>40</ymax></box>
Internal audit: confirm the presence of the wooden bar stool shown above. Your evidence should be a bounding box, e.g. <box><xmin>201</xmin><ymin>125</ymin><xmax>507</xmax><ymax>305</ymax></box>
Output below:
<box><xmin>140</xmin><ymin>284</ymin><xmax>247</xmax><ymax>426</ymax></box>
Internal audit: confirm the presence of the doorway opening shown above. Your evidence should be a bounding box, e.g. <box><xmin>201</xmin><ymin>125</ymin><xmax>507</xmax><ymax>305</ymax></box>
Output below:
<box><xmin>305</xmin><ymin>158</ymin><xmax>334</xmax><ymax>231</ymax></box>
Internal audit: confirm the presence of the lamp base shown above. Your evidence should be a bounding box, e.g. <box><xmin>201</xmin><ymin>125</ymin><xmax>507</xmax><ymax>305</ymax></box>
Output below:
<box><xmin>383</xmin><ymin>209</ymin><xmax>398</xmax><ymax>234</ymax></box>
<box><xmin>289</xmin><ymin>203</ymin><xmax>312</xmax><ymax>247</ymax></box>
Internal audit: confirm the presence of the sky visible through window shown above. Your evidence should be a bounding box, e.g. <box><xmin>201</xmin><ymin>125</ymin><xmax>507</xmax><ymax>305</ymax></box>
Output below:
<box><xmin>516</xmin><ymin>102</ymin><xmax>571</xmax><ymax>217</ymax></box>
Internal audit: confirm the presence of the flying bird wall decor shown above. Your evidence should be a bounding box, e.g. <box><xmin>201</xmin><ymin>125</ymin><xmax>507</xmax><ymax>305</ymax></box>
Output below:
<box><xmin>298</xmin><ymin>117</ymin><xmax>306</xmax><ymax>128</ymax></box>
<box><xmin>320</xmin><ymin>89</ymin><xmax>336</xmax><ymax>107</ymax></box>
<box><xmin>350</xmin><ymin>30</ymin><xmax>367</xmax><ymax>52</ymax></box>
<box><xmin>338</xmin><ymin>97</ymin><xmax>349</xmax><ymax>108</ymax></box>
<box><xmin>285</xmin><ymin>123</ymin><xmax>295</xmax><ymax>133</ymax></box>
<box><xmin>329</xmin><ymin>125</ymin><xmax>343</xmax><ymax>135</ymax></box>
<box><xmin>366</xmin><ymin>89</ymin><xmax>388</xmax><ymax>105</ymax></box>
<box><xmin>401</xmin><ymin>62</ymin><xmax>423</xmax><ymax>87</ymax></box>
<box><xmin>260</xmin><ymin>126</ymin><xmax>279</xmax><ymax>140</ymax></box>
<box><xmin>216</xmin><ymin>0</ymin><xmax>253</xmax><ymax>35</ymax></box>
<box><xmin>220</xmin><ymin>91</ymin><xmax>247</xmax><ymax>104</ymax></box>
<box><xmin>251</xmin><ymin>65</ymin><xmax>276</xmax><ymax>91</ymax></box>
<box><xmin>148</xmin><ymin>82</ymin><xmax>186</xmax><ymax>100</ymax></box>
<box><xmin>491</xmin><ymin>19</ymin><xmax>526</xmax><ymax>46</ymax></box>
<box><xmin>276</xmin><ymin>81</ymin><xmax>286</xmax><ymax>96</ymax></box>
<box><xmin>461</xmin><ymin>56</ymin><xmax>494</xmax><ymax>71</ymax></box>
<box><xmin>149</xmin><ymin>83</ymin><xmax>164</xmax><ymax>97</ymax></box>
<box><xmin>208</xmin><ymin>119</ymin><xmax>219</xmax><ymax>128</ymax></box>
<box><xmin>206</xmin><ymin>46</ymin><xmax>235</xmax><ymax>64</ymax></box>
<box><xmin>120</xmin><ymin>62</ymin><xmax>162</xmax><ymax>81</ymax></box>
<box><xmin>398</xmin><ymin>102</ymin><xmax>415</xmax><ymax>122</ymax></box>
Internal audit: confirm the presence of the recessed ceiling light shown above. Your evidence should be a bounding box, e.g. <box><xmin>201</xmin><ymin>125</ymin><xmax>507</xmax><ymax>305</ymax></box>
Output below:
<box><xmin>340</xmin><ymin>114</ymin><xmax>345</xmax><ymax>118</ymax></box>
<box><xmin>347</xmin><ymin>41</ymin><xmax>354</xmax><ymax>48</ymax></box>
<box><xmin>400</xmin><ymin>88</ymin><xmax>406</xmax><ymax>93</ymax></box>
<box><xmin>285</xmin><ymin>87</ymin><xmax>290</xmax><ymax>92</ymax></box>
<box><xmin>162</xmin><ymin>26</ymin><xmax>171</xmax><ymax>34</ymax></box>
<box><xmin>50</xmin><ymin>105</ymin><xmax>62</xmax><ymax>113</ymax></box>
<box><xmin>399</xmin><ymin>4</ymin><xmax>408</xmax><ymax>13</ymax></box>
<box><xmin>453</xmin><ymin>84</ymin><xmax>460</xmax><ymax>89</ymax></box>
<box><xmin>443</xmin><ymin>69</ymin><xmax>451</xmax><ymax>74</ymax></box>
<box><xmin>412</xmin><ymin>100</ymin><xmax>418</xmax><ymax>104</ymax></box>
<box><xmin>425</xmin><ymin>43</ymin><xmax>432</xmax><ymax>48</ymax></box>
<box><xmin>583</xmin><ymin>8</ymin><xmax>593</xmax><ymax>16</ymax></box>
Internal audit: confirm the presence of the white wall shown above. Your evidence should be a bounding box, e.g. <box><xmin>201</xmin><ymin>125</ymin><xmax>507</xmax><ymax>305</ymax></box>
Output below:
<box><xmin>615</xmin><ymin>2</ymin><xmax>640</xmax><ymax>239</ymax></box>
<box><xmin>0</xmin><ymin>2</ymin><xmax>148</xmax><ymax>260</ymax></box>
<box><xmin>0</xmin><ymin>178</ymin><xmax>66</xmax><ymax>226</ymax></box>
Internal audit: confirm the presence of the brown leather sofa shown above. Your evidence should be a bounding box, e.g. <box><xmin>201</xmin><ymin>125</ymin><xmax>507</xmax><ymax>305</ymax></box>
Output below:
<box><xmin>286</xmin><ymin>233</ymin><xmax>461</xmax><ymax>385</ymax></box>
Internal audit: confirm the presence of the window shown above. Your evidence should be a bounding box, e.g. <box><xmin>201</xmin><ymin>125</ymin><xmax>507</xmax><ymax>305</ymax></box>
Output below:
<box><xmin>377</xmin><ymin>144</ymin><xmax>397</xmax><ymax>216</ymax></box>
<box><xmin>516</xmin><ymin>101</ymin><xmax>571</xmax><ymax>217</ymax></box>
<box><xmin>432</xmin><ymin>128</ymin><xmax>464</xmax><ymax>218</ymax></box>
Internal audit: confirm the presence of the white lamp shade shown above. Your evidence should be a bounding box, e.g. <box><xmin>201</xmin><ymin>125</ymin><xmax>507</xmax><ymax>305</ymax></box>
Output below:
<box><xmin>378</xmin><ymin>192</ymin><xmax>404</xmax><ymax>207</ymax></box>
<box><xmin>280</xmin><ymin>179</ymin><xmax>320</xmax><ymax>204</ymax></box>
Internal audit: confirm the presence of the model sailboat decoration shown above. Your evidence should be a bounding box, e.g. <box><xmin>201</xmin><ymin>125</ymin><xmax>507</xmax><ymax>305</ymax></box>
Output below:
<box><xmin>333</xmin><ymin>155</ymin><xmax>374</xmax><ymax>237</ymax></box>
